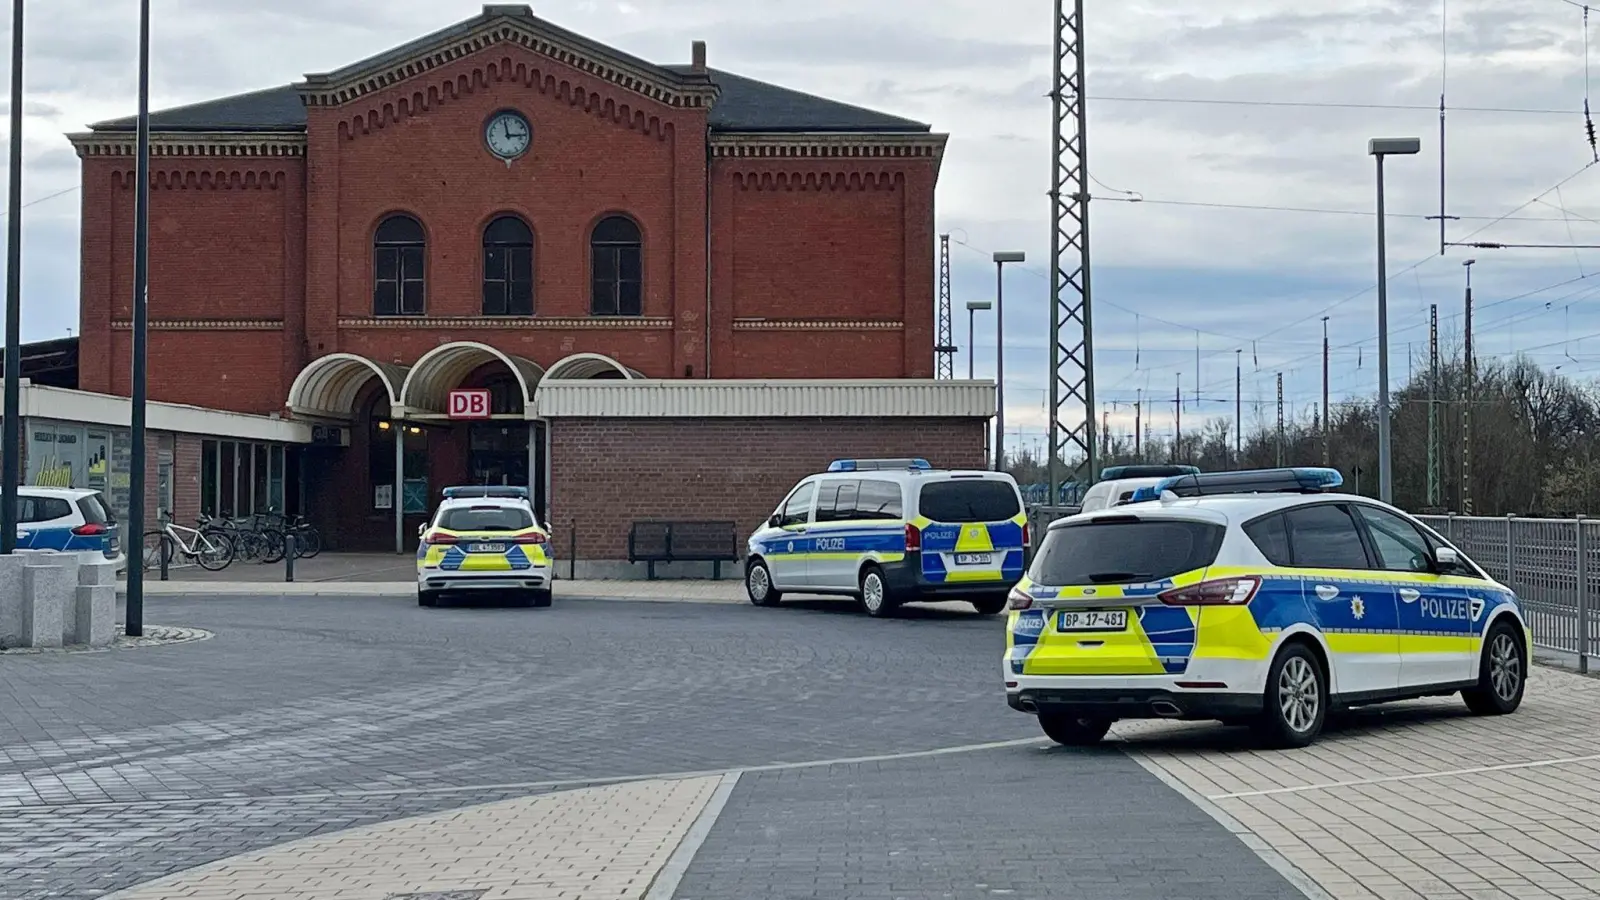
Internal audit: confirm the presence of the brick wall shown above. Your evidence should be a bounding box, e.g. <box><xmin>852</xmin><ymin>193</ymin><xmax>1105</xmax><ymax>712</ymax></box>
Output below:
<box><xmin>549</xmin><ymin>417</ymin><xmax>987</xmax><ymax>560</ymax></box>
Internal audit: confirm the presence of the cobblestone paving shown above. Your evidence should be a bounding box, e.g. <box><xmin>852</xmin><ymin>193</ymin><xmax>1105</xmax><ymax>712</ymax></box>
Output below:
<box><xmin>1120</xmin><ymin>666</ymin><xmax>1600</xmax><ymax>900</ymax></box>
<box><xmin>102</xmin><ymin>776</ymin><xmax>720</xmax><ymax>900</ymax></box>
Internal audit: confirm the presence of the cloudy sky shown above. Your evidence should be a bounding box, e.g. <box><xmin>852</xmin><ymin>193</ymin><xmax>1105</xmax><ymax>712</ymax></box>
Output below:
<box><xmin>4</xmin><ymin>0</ymin><xmax>1600</xmax><ymax>455</ymax></box>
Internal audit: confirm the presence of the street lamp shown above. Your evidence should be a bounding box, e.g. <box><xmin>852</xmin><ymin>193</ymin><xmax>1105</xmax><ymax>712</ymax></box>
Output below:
<box><xmin>1368</xmin><ymin>136</ymin><xmax>1420</xmax><ymax>505</ymax></box>
<box><xmin>965</xmin><ymin>299</ymin><xmax>991</xmax><ymax>380</ymax></box>
<box><xmin>992</xmin><ymin>250</ymin><xmax>1025</xmax><ymax>471</ymax></box>
<box><xmin>1</xmin><ymin>0</ymin><xmax>25</xmax><ymax>554</ymax></box>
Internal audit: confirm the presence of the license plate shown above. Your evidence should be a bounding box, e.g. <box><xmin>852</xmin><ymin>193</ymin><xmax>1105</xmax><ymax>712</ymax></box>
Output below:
<box><xmin>1056</xmin><ymin>609</ymin><xmax>1128</xmax><ymax>632</ymax></box>
<box><xmin>954</xmin><ymin>552</ymin><xmax>992</xmax><ymax>565</ymax></box>
<box><xmin>468</xmin><ymin>543</ymin><xmax>506</xmax><ymax>554</ymax></box>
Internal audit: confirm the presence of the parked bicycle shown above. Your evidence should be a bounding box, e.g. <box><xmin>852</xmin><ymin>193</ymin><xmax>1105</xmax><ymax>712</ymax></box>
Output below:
<box><xmin>200</xmin><ymin>513</ymin><xmax>281</xmax><ymax>563</ymax></box>
<box><xmin>258</xmin><ymin>509</ymin><xmax>322</xmax><ymax>561</ymax></box>
<box><xmin>143</xmin><ymin>510</ymin><xmax>235</xmax><ymax>572</ymax></box>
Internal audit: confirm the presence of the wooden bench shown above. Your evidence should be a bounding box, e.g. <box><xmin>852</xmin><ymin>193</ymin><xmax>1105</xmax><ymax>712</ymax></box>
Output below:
<box><xmin>627</xmin><ymin>520</ymin><xmax>740</xmax><ymax>580</ymax></box>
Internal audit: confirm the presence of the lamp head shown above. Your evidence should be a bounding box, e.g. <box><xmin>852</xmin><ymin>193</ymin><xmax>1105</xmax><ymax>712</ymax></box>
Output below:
<box><xmin>1368</xmin><ymin>137</ymin><xmax>1422</xmax><ymax>156</ymax></box>
<box><xmin>966</xmin><ymin>299</ymin><xmax>993</xmax><ymax>311</ymax></box>
<box><xmin>992</xmin><ymin>251</ymin><xmax>1026</xmax><ymax>264</ymax></box>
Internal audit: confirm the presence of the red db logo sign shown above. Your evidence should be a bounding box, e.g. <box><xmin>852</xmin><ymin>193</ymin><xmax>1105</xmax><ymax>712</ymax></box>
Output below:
<box><xmin>447</xmin><ymin>389</ymin><xmax>491</xmax><ymax>420</ymax></box>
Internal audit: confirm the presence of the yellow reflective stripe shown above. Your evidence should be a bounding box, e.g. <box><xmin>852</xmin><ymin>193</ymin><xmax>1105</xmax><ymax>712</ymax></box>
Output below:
<box><xmin>1191</xmin><ymin>606</ymin><xmax>1273</xmax><ymax>660</ymax></box>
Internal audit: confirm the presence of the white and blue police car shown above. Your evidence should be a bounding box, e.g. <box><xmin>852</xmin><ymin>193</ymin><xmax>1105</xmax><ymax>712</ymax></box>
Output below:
<box><xmin>745</xmin><ymin>458</ymin><xmax>1030</xmax><ymax>617</ymax></box>
<box><xmin>14</xmin><ymin>486</ymin><xmax>125</xmax><ymax>571</ymax></box>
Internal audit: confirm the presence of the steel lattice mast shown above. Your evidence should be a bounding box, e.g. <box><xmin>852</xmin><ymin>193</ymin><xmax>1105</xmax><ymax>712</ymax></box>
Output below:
<box><xmin>935</xmin><ymin>234</ymin><xmax>955</xmax><ymax>379</ymax></box>
<box><xmin>1047</xmin><ymin>0</ymin><xmax>1096</xmax><ymax>503</ymax></box>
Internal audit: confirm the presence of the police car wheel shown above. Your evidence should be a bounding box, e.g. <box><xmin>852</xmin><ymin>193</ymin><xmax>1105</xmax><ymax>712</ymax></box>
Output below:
<box><xmin>859</xmin><ymin>564</ymin><xmax>897</xmax><ymax>618</ymax></box>
<box><xmin>746</xmin><ymin>559</ymin><xmax>782</xmax><ymax>607</ymax></box>
<box><xmin>531</xmin><ymin>589</ymin><xmax>554</xmax><ymax>609</ymax></box>
<box><xmin>1463</xmin><ymin>619</ymin><xmax>1525</xmax><ymax>716</ymax></box>
<box><xmin>1038</xmin><ymin>711</ymin><xmax>1113</xmax><ymax>746</ymax></box>
<box><xmin>418</xmin><ymin>591</ymin><xmax>439</xmax><ymax>608</ymax></box>
<box><xmin>971</xmin><ymin>595</ymin><xmax>1007</xmax><ymax>616</ymax></box>
<box><xmin>1255</xmin><ymin>642</ymin><xmax>1327</xmax><ymax>749</ymax></box>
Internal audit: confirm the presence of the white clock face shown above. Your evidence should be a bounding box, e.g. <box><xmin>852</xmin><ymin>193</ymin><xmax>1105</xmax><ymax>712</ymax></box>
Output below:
<box><xmin>485</xmin><ymin>112</ymin><xmax>531</xmax><ymax>160</ymax></box>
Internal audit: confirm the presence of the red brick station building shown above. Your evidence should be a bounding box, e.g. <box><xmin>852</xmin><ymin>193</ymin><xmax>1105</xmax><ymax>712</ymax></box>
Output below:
<box><xmin>24</xmin><ymin>5</ymin><xmax>996</xmax><ymax>570</ymax></box>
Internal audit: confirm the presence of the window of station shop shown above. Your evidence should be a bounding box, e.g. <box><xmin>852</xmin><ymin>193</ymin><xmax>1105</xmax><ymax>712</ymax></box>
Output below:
<box><xmin>590</xmin><ymin>214</ymin><xmax>642</xmax><ymax>317</ymax></box>
<box><xmin>482</xmin><ymin>215</ymin><xmax>534</xmax><ymax>316</ymax></box>
<box><xmin>200</xmin><ymin>439</ymin><xmax>286</xmax><ymax>519</ymax></box>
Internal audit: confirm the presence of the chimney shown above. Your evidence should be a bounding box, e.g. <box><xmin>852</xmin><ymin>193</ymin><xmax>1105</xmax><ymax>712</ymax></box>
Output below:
<box><xmin>691</xmin><ymin>40</ymin><xmax>707</xmax><ymax>72</ymax></box>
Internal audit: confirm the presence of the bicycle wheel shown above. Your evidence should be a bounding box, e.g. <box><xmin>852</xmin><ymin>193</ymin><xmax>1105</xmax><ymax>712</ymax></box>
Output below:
<box><xmin>142</xmin><ymin>531</ymin><xmax>175</xmax><ymax>572</ymax></box>
<box><xmin>195</xmin><ymin>532</ymin><xmax>236</xmax><ymax>571</ymax></box>
<box><xmin>260</xmin><ymin>528</ymin><xmax>287</xmax><ymax>564</ymax></box>
<box><xmin>299</xmin><ymin>527</ymin><xmax>323</xmax><ymax>558</ymax></box>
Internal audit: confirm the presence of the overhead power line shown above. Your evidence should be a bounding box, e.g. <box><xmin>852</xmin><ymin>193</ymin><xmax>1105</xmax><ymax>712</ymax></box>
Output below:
<box><xmin>1088</xmin><ymin>95</ymin><xmax>1583</xmax><ymax>116</ymax></box>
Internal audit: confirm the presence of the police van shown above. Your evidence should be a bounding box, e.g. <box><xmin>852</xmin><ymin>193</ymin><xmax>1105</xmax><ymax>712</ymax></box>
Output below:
<box><xmin>745</xmin><ymin>459</ymin><xmax>1029</xmax><ymax>617</ymax></box>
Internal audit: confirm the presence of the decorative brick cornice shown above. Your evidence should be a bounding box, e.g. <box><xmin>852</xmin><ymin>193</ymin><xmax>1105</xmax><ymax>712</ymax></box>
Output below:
<box><xmin>710</xmin><ymin>132</ymin><xmax>947</xmax><ymax>161</ymax></box>
<box><xmin>731</xmin><ymin>170</ymin><xmax>905</xmax><ymax>192</ymax></box>
<box><xmin>297</xmin><ymin>18</ymin><xmax>718</xmax><ymax>112</ymax></box>
<box><xmin>67</xmin><ymin>131</ymin><xmax>307</xmax><ymax>159</ymax></box>
<box><xmin>733</xmin><ymin>318</ymin><xmax>905</xmax><ymax>331</ymax></box>
<box><xmin>333</xmin><ymin>55</ymin><xmax>680</xmax><ymax>143</ymax></box>
<box><xmin>112</xmin><ymin>319</ymin><xmax>285</xmax><ymax>331</ymax></box>
<box><xmin>337</xmin><ymin>316</ymin><xmax>674</xmax><ymax>330</ymax></box>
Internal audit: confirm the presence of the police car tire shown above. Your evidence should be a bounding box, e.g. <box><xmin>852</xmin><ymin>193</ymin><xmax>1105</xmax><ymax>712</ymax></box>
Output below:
<box><xmin>746</xmin><ymin>559</ymin><xmax>782</xmax><ymax>607</ymax></box>
<box><xmin>859</xmin><ymin>564</ymin><xmax>898</xmax><ymax>618</ymax></box>
<box><xmin>418</xmin><ymin>591</ymin><xmax>439</xmax><ymax>608</ymax></box>
<box><xmin>531</xmin><ymin>589</ymin><xmax>553</xmax><ymax>608</ymax></box>
<box><xmin>1038</xmin><ymin>711</ymin><xmax>1113</xmax><ymax>746</ymax></box>
<box><xmin>1254</xmin><ymin>642</ymin><xmax>1327</xmax><ymax>749</ymax></box>
<box><xmin>972</xmin><ymin>595</ymin><xmax>1007</xmax><ymax>616</ymax></box>
<box><xmin>1463</xmin><ymin>619</ymin><xmax>1525</xmax><ymax>716</ymax></box>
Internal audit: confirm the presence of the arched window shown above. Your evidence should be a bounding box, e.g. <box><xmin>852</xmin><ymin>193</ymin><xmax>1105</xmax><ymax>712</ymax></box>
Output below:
<box><xmin>373</xmin><ymin>215</ymin><xmax>426</xmax><ymax>317</ymax></box>
<box><xmin>482</xmin><ymin>215</ymin><xmax>534</xmax><ymax>316</ymax></box>
<box><xmin>590</xmin><ymin>215</ymin><xmax>642</xmax><ymax>317</ymax></box>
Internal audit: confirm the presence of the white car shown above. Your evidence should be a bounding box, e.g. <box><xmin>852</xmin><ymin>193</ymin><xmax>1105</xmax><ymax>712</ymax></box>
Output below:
<box><xmin>14</xmin><ymin>486</ymin><xmax>126</xmax><ymax>572</ymax></box>
<box><xmin>415</xmin><ymin>487</ymin><xmax>552</xmax><ymax>608</ymax></box>
<box><xmin>1005</xmin><ymin>467</ymin><xmax>1530</xmax><ymax>748</ymax></box>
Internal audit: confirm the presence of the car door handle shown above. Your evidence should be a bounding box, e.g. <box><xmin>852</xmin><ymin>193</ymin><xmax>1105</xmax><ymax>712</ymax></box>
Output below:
<box><xmin>792</xmin><ymin>528</ymin><xmax>808</xmax><ymax>534</ymax></box>
<box><xmin>1398</xmin><ymin>588</ymin><xmax>1421</xmax><ymax>603</ymax></box>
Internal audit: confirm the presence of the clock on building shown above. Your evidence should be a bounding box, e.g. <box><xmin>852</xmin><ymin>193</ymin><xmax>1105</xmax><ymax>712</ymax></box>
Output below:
<box><xmin>485</xmin><ymin>110</ymin><xmax>531</xmax><ymax>161</ymax></box>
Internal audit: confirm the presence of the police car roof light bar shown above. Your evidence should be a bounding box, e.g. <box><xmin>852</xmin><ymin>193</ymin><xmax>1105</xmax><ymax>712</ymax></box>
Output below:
<box><xmin>1150</xmin><ymin>467</ymin><xmax>1343</xmax><ymax>499</ymax></box>
<box><xmin>827</xmin><ymin>458</ymin><xmax>933</xmax><ymax>472</ymax></box>
<box><xmin>1099</xmin><ymin>464</ymin><xmax>1200</xmax><ymax>483</ymax></box>
<box><xmin>442</xmin><ymin>485</ymin><xmax>530</xmax><ymax>499</ymax></box>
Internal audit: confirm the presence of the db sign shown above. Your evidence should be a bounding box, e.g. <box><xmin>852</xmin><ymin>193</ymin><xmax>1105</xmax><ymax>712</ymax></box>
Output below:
<box><xmin>447</xmin><ymin>389</ymin><xmax>491</xmax><ymax>420</ymax></box>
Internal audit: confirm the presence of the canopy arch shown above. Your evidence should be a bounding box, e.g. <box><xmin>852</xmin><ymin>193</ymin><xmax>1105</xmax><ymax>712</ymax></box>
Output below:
<box><xmin>543</xmin><ymin>352</ymin><xmax>641</xmax><ymax>381</ymax></box>
<box><xmin>287</xmin><ymin>353</ymin><xmax>408</xmax><ymax>419</ymax></box>
<box><xmin>400</xmin><ymin>341</ymin><xmax>545</xmax><ymax>415</ymax></box>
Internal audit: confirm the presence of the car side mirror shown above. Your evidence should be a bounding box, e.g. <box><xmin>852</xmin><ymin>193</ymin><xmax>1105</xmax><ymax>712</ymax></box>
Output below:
<box><xmin>768</xmin><ymin>513</ymin><xmax>782</xmax><ymax>528</ymax></box>
<box><xmin>1434</xmin><ymin>546</ymin><xmax>1461</xmax><ymax>572</ymax></box>
<box><xmin>417</xmin><ymin>523</ymin><xmax>427</xmax><ymax>539</ymax></box>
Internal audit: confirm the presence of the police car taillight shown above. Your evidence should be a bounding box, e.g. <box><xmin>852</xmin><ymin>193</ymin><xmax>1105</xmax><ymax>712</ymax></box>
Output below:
<box><xmin>904</xmin><ymin>523</ymin><xmax>921</xmax><ymax>552</ymax></box>
<box><xmin>72</xmin><ymin>523</ymin><xmax>107</xmax><ymax>536</ymax></box>
<box><xmin>424</xmin><ymin>531</ymin><xmax>457</xmax><ymax>545</ymax></box>
<box><xmin>1158</xmin><ymin>576</ymin><xmax>1260</xmax><ymax>606</ymax></box>
<box><xmin>1022</xmin><ymin>523</ymin><xmax>1031</xmax><ymax>547</ymax></box>
<box><xmin>1006</xmin><ymin>585</ymin><xmax>1034</xmax><ymax>610</ymax></box>
<box><xmin>513</xmin><ymin>533</ymin><xmax>548</xmax><ymax>545</ymax></box>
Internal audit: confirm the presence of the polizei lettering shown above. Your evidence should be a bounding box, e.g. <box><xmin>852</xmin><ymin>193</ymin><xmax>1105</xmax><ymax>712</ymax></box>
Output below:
<box><xmin>1420</xmin><ymin>596</ymin><xmax>1471</xmax><ymax>621</ymax></box>
<box><xmin>814</xmin><ymin>537</ymin><xmax>847</xmax><ymax>552</ymax></box>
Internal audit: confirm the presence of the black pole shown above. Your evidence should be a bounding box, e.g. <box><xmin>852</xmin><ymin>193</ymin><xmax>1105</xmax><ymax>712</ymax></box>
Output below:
<box><xmin>125</xmin><ymin>0</ymin><xmax>151</xmax><ymax>636</ymax></box>
<box><xmin>0</xmin><ymin>0</ymin><xmax>23</xmax><ymax>555</ymax></box>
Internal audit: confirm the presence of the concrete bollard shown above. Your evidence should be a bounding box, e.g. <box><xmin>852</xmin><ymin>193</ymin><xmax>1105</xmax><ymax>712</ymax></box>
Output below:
<box><xmin>76</xmin><ymin>560</ymin><xmax>117</xmax><ymax>647</ymax></box>
<box><xmin>21</xmin><ymin>562</ymin><xmax>70</xmax><ymax>649</ymax></box>
<box><xmin>0</xmin><ymin>554</ymin><xmax>24</xmax><ymax>648</ymax></box>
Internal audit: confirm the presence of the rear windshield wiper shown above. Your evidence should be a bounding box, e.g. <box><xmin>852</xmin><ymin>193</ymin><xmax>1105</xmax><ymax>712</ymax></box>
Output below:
<box><xmin>1085</xmin><ymin>571</ymin><xmax>1150</xmax><ymax>583</ymax></box>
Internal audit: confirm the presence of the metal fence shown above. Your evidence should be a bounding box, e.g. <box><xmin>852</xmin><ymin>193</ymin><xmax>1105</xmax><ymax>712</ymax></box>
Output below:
<box><xmin>1418</xmin><ymin>515</ymin><xmax>1594</xmax><ymax>672</ymax></box>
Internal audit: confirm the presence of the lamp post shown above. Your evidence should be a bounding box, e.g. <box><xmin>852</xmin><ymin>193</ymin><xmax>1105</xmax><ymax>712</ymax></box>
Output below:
<box><xmin>1368</xmin><ymin>136</ymin><xmax>1421</xmax><ymax>506</ymax></box>
<box><xmin>1</xmin><ymin>0</ymin><xmax>24</xmax><ymax>555</ymax></box>
<box><xmin>992</xmin><ymin>250</ymin><xmax>1025</xmax><ymax>471</ymax></box>
<box><xmin>965</xmin><ymin>299</ymin><xmax>991</xmax><ymax>380</ymax></box>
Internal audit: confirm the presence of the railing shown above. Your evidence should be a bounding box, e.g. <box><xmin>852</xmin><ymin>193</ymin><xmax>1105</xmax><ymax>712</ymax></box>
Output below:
<box><xmin>1417</xmin><ymin>515</ymin><xmax>1594</xmax><ymax>672</ymax></box>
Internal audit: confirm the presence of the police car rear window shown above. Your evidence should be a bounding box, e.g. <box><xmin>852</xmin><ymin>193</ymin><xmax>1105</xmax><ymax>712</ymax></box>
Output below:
<box><xmin>1029</xmin><ymin>518</ymin><xmax>1225</xmax><ymax>585</ymax></box>
<box><xmin>917</xmin><ymin>480</ymin><xmax>1020</xmax><ymax>523</ymax></box>
<box><xmin>438</xmin><ymin>506</ymin><xmax>533</xmax><ymax>532</ymax></box>
<box><xmin>78</xmin><ymin>493</ymin><xmax>113</xmax><ymax>526</ymax></box>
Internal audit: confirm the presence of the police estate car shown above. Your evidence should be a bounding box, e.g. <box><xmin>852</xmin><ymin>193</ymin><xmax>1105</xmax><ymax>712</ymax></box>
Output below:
<box><xmin>745</xmin><ymin>459</ymin><xmax>1029</xmax><ymax>617</ymax></box>
<box><xmin>416</xmin><ymin>486</ymin><xmax>552</xmax><ymax>608</ymax></box>
<box><xmin>15</xmin><ymin>486</ymin><xmax>125</xmax><ymax>571</ymax></box>
<box><xmin>1004</xmin><ymin>467</ymin><xmax>1530</xmax><ymax>748</ymax></box>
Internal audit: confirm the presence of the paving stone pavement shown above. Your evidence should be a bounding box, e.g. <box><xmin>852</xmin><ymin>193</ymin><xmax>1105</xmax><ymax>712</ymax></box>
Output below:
<box><xmin>669</xmin><ymin>745</ymin><xmax>1299</xmax><ymax>900</ymax></box>
<box><xmin>100</xmin><ymin>776</ymin><xmax>721</xmax><ymax>900</ymax></box>
<box><xmin>1119</xmin><ymin>665</ymin><xmax>1600</xmax><ymax>900</ymax></box>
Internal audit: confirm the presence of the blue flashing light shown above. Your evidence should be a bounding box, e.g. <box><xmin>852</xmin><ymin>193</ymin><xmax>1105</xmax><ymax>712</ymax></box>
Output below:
<box><xmin>1150</xmin><ymin>467</ymin><xmax>1344</xmax><ymax>499</ymax></box>
<box><xmin>443</xmin><ymin>485</ymin><xmax>530</xmax><ymax>500</ymax></box>
<box><xmin>1099</xmin><ymin>464</ymin><xmax>1199</xmax><ymax>483</ymax></box>
<box><xmin>827</xmin><ymin>458</ymin><xmax>933</xmax><ymax>472</ymax></box>
<box><xmin>1127</xmin><ymin>485</ymin><xmax>1164</xmax><ymax>503</ymax></box>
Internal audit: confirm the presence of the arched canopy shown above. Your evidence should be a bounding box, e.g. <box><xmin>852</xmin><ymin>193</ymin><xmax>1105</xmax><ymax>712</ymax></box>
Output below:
<box><xmin>544</xmin><ymin>352</ymin><xmax>641</xmax><ymax>381</ymax></box>
<box><xmin>287</xmin><ymin>353</ymin><xmax>408</xmax><ymax>420</ymax></box>
<box><xmin>400</xmin><ymin>341</ymin><xmax>545</xmax><ymax>415</ymax></box>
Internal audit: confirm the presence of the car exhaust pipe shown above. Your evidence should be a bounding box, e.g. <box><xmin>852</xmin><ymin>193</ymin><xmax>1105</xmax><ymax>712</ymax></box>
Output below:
<box><xmin>1018</xmin><ymin>697</ymin><xmax>1038</xmax><ymax>713</ymax></box>
<box><xmin>1150</xmin><ymin>700</ymin><xmax>1182</xmax><ymax>718</ymax></box>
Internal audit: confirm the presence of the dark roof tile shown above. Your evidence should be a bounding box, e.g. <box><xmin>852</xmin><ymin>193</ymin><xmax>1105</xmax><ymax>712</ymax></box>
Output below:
<box><xmin>666</xmin><ymin>66</ymin><xmax>927</xmax><ymax>133</ymax></box>
<box><xmin>92</xmin><ymin>85</ymin><xmax>306</xmax><ymax>132</ymax></box>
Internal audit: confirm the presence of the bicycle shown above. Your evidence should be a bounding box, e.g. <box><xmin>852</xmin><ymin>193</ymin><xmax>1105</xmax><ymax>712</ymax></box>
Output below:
<box><xmin>143</xmin><ymin>511</ymin><xmax>236</xmax><ymax>572</ymax></box>
<box><xmin>259</xmin><ymin>509</ymin><xmax>321</xmax><ymax>561</ymax></box>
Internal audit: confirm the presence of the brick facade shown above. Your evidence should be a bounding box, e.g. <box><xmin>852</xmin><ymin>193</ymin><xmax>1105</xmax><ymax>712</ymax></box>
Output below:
<box><xmin>72</xmin><ymin>9</ymin><xmax>945</xmax><ymax>416</ymax></box>
<box><xmin>549</xmin><ymin>417</ymin><xmax>988</xmax><ymax>561</ymax></box>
